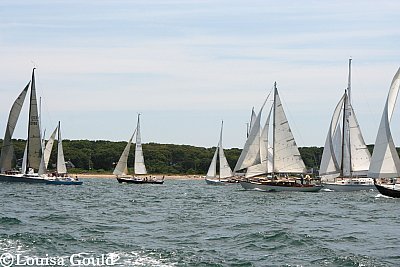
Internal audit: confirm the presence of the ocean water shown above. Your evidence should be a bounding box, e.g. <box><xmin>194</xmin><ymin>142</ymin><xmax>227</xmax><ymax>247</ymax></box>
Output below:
<box><xmin>0</xmin><ymin>178</ymin><xmax>399</xmax><ymax>267</ymax></box>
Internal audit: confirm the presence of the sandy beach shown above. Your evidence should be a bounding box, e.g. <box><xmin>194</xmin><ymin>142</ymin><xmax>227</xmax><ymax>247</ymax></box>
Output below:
<box><xmin>76</xmin><ymin>174</ymin><xmax>204</xmax><ymax>180</ymax></box>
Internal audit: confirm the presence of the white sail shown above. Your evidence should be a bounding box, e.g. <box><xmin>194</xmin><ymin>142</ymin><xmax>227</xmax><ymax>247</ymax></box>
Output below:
<box><xmin>57</xmin><ymin>122</ymin><xmax>67</xmax><ymax>174</ymax></box>
<box><xmin>218</xmin><ymin>121</ymin><xmax>233</xmax><ymax>178</ymax></box>
<box><xmin>234</xmin><ymin>99</ymin><xmax>267</xmax><ymax>172</ymax></box>
<box><xmin>273</xmin><ymin>86</ymin><xmax>306</xmax><ymax>173</ymax></box>
<box><xmin>21</xmin><ymin>143</ymin><xmax>28</xmax><ymax>173</ymax></box>
<box><xmin>26</xmin><ymin>69</ymin><xmax>43</xmax><ymax>173</ymax></box>
<box><xmin>341</xmin><ymin>93</ymin><xmax>352</xmax><ymax>176</ymax></box>
<box><xmin>44</xmin><ymin>126</ymin><xmax>58</xmax><ymax>169</ymax></box>
<box><xmin>369</xmin><ymin>68</ymin><xmax>400</xmax><ymax>178</ymax></box>
<box><xmin>0</xmin><ymin>83</ymin><xmax>29</xmax><ymax>172</ymax></box>
<box><xmin>246</xmin><ymin>105</ymin><xmax>273</xmax><ymax>178</ymax></box>
<box><xmin>320</xmin><ymin>94</ymin><xmax>346</xmax><ymax>176</ymax></box>
<box><xmin>113</xmin><ymin>129</ymin><xmax>136</xmax><ymax>176</ymax></box>
<box><xmin>206</xmin><ymin>147</ymin><xmax>218</xmax><ymax>178</ymax></box>
<box><xmin>347</xmin><ymin>104</ymin><xmax>371</xmax><ymax>173</ymax></box>
<box><xmin>134</xmin><ymin>115</ymin><xmax>147</xmax><ymax>175</ymax></box>
<box><xmin>248</xmin><ymin>108</ymin><xmax>257</xmax><ymax>137</ymax></box>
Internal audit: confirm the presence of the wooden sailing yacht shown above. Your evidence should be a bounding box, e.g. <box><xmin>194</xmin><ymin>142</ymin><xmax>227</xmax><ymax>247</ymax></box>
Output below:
<box><xmin>368</xmin><ymin>68</ymin><xmax>400</xmax><ymax>198</ymax></box>
<box><xmin>114</xmin><ymin>114</ymin><xmax>164</xmax><ymax>184</ymax></box>
<box><xmin>319</xmin><ymin>59</ymin><xmax>373</xmax><ymax>191</ymax></box>
<box><xmin>205</xmin><ymin>121</ymin><xmax>236</xmax><ymax>185</ymax></box>
<box><xmin>237</xmin><ymin>83</ymin><xmax>322</xmax><ymax>192</ymax></box>
<box><xmin>0</xmin><ymin>69</ymin><xmax>49</xmax><ymax>183</ymax></box>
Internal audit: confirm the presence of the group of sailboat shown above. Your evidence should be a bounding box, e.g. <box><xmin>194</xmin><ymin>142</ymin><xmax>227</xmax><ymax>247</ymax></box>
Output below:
<box><xmin>114</xmin><ymin>114</ymin><xmax>164</xmax><ymax>184</ymax></box>
<box><xmin>0</xmin><ymin>69</ymin><xmax>82</xmax><ymax>185</ymax></box>
<box><xmin>4</xmin><ymin>65</ymin><xmax>400</xmax><ymax>196</ymax></box>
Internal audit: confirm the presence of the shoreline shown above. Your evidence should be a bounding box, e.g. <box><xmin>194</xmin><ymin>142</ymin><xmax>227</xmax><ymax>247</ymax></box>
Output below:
<box><xmin>76</xmin><ymin>174</ymin><xmax>204</xmax><ymax>180</ymax></box>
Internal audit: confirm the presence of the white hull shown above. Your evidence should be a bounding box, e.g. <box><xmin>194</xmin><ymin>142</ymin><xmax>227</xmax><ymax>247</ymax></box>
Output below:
<box><xmin>240</xmin><ymin>181</ymin><xmax>323</xmax><ymax>192</ymax></box>
<box><xmin>322</xmin><ymin>178</ymin><xmax>374</xmax><ymax>191</ymax></box>
<box><xmin>205</xmin><ymin>178</ymin><xmax>236</xmax><ymax>185</ymax></box>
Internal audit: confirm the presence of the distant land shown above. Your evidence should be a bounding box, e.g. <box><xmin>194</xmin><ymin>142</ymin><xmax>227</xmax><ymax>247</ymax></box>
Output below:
<box><xmin>0</xmin><ymin>139</ymin><xmax>378</xmax><ymax>175</ymax></box>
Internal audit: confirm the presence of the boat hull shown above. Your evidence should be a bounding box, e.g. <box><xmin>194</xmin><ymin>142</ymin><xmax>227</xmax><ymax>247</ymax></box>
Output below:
<box><xmin>205</xmin><ymin>178</ymin><xmax>237</xmax><ymax>185</ymax></box>
<box><xmin>116</xmin><ymin>177</ymin><xmax>164</xmax><ymax>184</ymax></box>
<box><xmin>322</xmin><ymin>178</ymin><xmax>375</xmax><ymax>191</ymax></box>
<box><xmin>0</xmin><ymin>174</ymin><xmax>47</xmax><ymax>184</ymax></box>
<box><xmin>374</xmin><ymin>182</ymin><xmax>400</xmax><ymax>198</ymax></box>
<box><xmin>240</xmin><ymin>181</ymin><xmax>323</xmax><ymax>192</ymax></box>
<box><xmin>322</xmin><ymin>183</ymin><xmax>375</xmax><ymax>191</ymax></box>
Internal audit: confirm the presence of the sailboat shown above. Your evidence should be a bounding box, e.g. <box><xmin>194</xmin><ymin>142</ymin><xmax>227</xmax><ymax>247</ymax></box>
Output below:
<box><xmin>0</xmin><ymin>69</ymin><xmax>49</xmax><ymax>183</ymax></box>
<box><xmin>114</xmin><ymin>114</ymin><xmax>164</xmax><ymax>184</ymax></box>
<box><xmin>205</xmin><ymin>121</ymin><xmax>236</xmax><ymax>185</ymax></box>
<box><xmin>368</xmin><ymin>68</ymin><xmax>400</xmax><ymax>198</ymax></box>
<box><xmin>319</xmin><ymin>59</ymin><xmax>374</xmax><ymax>191</ymax></box>
<box><xmin>237</xmin><ymin>83</ymin><xmax>322</xmax><ymax>192</ymax></box>
<box><xmin>44</xmin><ymin>122</ymin><xmax>82</xmax><ymax>185</ymax></box>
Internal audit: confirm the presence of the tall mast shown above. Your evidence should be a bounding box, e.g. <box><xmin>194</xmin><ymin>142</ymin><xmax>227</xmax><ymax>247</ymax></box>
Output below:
<box><xmin>218</xmin><ymin>120</ymin><xmax>223</xmax><ymax>180</ymax></box>
<box><xmin>272</xmin><ymin>82</ymin><xmax>277</xmax><ymax>176</ymax></box>
<box><xmin>339</xmin><ymin>59</ymin><xmax>353</xmax><ymax>177</ymax></box>
<box><xmin>347</xmin><ymin>58</ymin><xmax>352</xmax><ymax>104</ymax></box>
<box><xmin>25</xmin><ymin>68</ymin><xmax>35</xmax><ymax>174</ymax></box>
<box><xmin>340</xmin><ymin>91</ymin><xmax>348</xmax><ymax>177</ymax></box>
<box><xmin>347</xmin><ymin>59</ymin><xmax>353</xmax><ymax>176</ymax></box>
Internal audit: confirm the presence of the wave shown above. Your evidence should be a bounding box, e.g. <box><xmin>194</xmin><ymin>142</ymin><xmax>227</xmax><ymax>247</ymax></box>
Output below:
<box><xmin>0</xmin><ymin>216</ymin><xmax>21</xmax><ymax>225</ymax></box>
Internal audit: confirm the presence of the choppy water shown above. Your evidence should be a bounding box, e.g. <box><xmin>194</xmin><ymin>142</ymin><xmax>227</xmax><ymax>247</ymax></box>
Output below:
<box><xmin>0</xmin><ymin>179</ymin><xmax>399</xmax><ymax>267</ymax></box>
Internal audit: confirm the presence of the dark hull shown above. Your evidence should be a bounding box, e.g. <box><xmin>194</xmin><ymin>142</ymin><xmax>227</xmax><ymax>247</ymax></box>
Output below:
<box><xmin>0</xmin><ymin>174</ymin><xmax>48</xmax><ymax>184</ymax></box>
<box><xmin>240</xmin><ymin>181</ymin><xmax>323</xmax><ymax>192</ymax></box>
<box><xmin>116</xmin><ymin>177</ymin><xmax>164</xmax><ymax>184</ymax></box>
<box><xmin>374</xmin><ymin>181</ymin><xmax>400</xmax><ymax>198</ymax></box>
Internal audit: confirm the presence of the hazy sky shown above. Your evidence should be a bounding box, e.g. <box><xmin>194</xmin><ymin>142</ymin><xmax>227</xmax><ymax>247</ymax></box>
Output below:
<box><xmin>1</xmin><ymin>0</ymin><xmax>399</xmax><ymax>148</ymax></box>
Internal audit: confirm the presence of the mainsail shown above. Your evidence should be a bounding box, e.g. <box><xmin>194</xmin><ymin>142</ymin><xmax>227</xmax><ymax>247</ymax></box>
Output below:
<box><xmin>56</xmin><ymin>121</ymin><xmax>67</xmax><ymax>174</ymax></box>
<box><xmin>368</xmin><ymin>68</ymin><xmax>400</xmax><ymax>178</ymax></box>
<box><xmin>26</xmin><ymin>69</ymin><xmax>43</xmax><ymax>173</ymax></box>
<box><xmin>134</xmin><ymin>115</ymin><xmax>147</xmax><ymax>175</ymax></box>
<box><xmin>0</xmin><ymin>83</ymin><xmax>29</xmax><ymax>172</ymax></box>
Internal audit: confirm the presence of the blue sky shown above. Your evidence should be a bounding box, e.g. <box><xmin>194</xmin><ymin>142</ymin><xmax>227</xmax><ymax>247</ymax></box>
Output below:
<box><xmin>0</xmin><ymin>0</ymin><xmax>400</xmax><ymax>148</ymax></box>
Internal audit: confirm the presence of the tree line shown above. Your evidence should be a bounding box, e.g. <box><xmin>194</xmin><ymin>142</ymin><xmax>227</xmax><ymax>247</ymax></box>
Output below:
<box><xmin>1</xmin><ymin>139</ymin><xmax>330</xmax><ymax>174</ymax></box>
